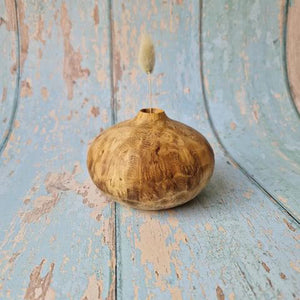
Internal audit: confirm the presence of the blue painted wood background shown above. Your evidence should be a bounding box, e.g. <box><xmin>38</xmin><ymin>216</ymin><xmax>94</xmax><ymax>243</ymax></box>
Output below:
<box><xmin>0</xmin><ymin>0</ymin><xmax>299</xmax><ymax>299</ymax></box>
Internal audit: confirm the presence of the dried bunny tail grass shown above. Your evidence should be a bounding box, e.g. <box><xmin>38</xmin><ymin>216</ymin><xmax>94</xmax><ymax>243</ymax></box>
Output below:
<box><xmin>138</xmin><ymin>33</ymin><xmax>155</xmax><ymax>74</ymax></box>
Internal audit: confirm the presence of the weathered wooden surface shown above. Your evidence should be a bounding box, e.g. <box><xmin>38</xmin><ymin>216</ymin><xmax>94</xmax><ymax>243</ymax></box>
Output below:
<box><xmin>202</xmin><ymin>0</ymin><xmax>300</xmax><ymax>221</ymax></box>
<box><xmin>287</xmin><ymin>0</ymin><xmax>300</xmax><ymax>112</ymax></box>
<box><xmin>0</xmin><ymin>0</ymin><xmax>18</xmax><ymax>154</ymax></box>
<box><xmin>0</xmin><ymin>0</ymin><xmax>299</xmax><ymax>299</ymax></box>
<box><xmin>0</xmin><ymin>1</ymin><xmax>115</xmax><ymax>299</ymax></box>
<box><xmin>112</xmin><ymin>0</ymin><xmax>299</xmax><ymax>299</ymax></box>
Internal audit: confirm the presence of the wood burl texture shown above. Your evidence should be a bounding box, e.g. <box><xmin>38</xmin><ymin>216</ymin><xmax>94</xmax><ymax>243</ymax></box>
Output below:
<box><xmin>88</xmin><ymin>108</ymin><xmax>214</xmax><ymax>210</ymax></box>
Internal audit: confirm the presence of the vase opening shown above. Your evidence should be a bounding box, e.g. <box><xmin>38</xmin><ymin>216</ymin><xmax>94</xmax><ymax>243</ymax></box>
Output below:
<box><xmin>136</xmin><ymin>108</ymin><xmax>167</xmax><ymax>123</ymax></box>
<box><xmin>140</xmin><ymin>108</ymin><xmax>164</xmax><ymax>114</ymax></box>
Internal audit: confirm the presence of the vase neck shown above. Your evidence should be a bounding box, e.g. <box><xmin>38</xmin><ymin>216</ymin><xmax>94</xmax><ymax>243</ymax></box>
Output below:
<box><xmin>135</xmin><ymin>108</ymin><xmax>168</xmax><ymax>123</ymax></box>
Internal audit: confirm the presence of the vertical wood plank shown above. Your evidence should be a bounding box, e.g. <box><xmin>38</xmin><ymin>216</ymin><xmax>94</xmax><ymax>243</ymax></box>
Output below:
<box><xmin>287</xmin><ymin>0</ymin><xmax>300</xmax><ymax>112</ymax></box>
<box><xmin>0</xmin><ymin>0</ymin><xmax>19</xmax><ymax>154</ymax></box>
<box><xmin>111</xmin><ymin>0</ymin><xmax>300</xmax><ymax>299</ymax></box>
<box><xmin>202</xmin><ymin>0</ymin><xmax>300</xmax><ymax>220</ymax></box>
<box><xmin>0</xmin><ymin>1</ymin><xmax>115</xmax><ymax>298</ymax></box>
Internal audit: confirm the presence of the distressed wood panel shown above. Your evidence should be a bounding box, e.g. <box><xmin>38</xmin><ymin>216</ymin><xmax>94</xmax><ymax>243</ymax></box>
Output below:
<box><xmin>287</xmin><ymin>0</ymin><xmax>300</xmax><ymax>112</ymax></box>
<box><xmin>202</xmin><ymin>0</ymin><xmax>300</xmax><ymax>220</ymax></box>
<box><xmin>112</xmin><ymin>0</ymin><xmax>300</xmax><ymax>299</ymax></box>
<box><xmin>0</xmin><ymin>0</ymin><xmax>18</xmax><ymax>153</ymax></box>
<box><xmin>1</xmin><ymin>0</ymin><xmax>299</xmax><ymax>298</ymax></box>
<box><xmin>0</xmin><ymin>1</ymin><xmax>115</xmax><ymax>298</ymax></box>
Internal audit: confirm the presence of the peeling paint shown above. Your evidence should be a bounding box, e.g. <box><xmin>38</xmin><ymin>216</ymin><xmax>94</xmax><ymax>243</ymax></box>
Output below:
<box><xmin>24</xmin><ymin>259</ymin><xmax>55</xmax><ymax>300</ymax></box>
<box><xmin>278</xmin><ymin>0</ymin><xmax>285</xmax><ymax>40</ymax></box>
<box><xmin>216</xmin><ymin>286</ymin><xmax>225</xmax><ymax>300</ymax></box>
<box><xmin>4</xmin><ymin>0</ymin><xmax>16</xmax><ymax>31</ymax></box>
<box><xmin>14</xmin><ymin>120</ymin><xmax>20</xmax><ymax>128</ymax></box>
<box><xmin>230</xmin><ymin>122</ymin><xmax>236</xmax><ymax>130</ymax></box>
<box><xmin>243</xmin><ymin>190</ymin><xmax>253</xmax><ymax>199</ymax></box>
<box><xmin>205</xmin><ymin>223</ymin><xmax>213</xmax><ymax>231</ymax></box>
<box><xmin>34</xmin><ymin>15</ymin><xmax>45</xmax><ymax>44</ymax></box>
<box><xmin>1</xmin><ymin>87</ymin><xmax>7</xmax><ymax>102</ymax></box>
<box><xmin>81</xmin><ymin>274</ymin><xmax>102</xmax><ymax>300</ymax></box>
<box><xmin>240</xmin><ymin>51</ymin><xmax>250</xmax><ymax>81</ymax></box>
<box><xmin>218</xmin><ymin>226</ymin><xmax>226</xmax><ymax>233</ymax></box>
<box><xmin>41</xmin><ymin>87</ymin><xmax>49</xmax><ymax>101</ymax></box>
<box><xmin>252</xmin><ymin>102</ymin><xmax>260</xmax><ymax>123</ymax></box>
<box><xmin>280</xmin><ymin>272</ymin><xmax>286</xmax><ymax>280</ymax></box>
<box><xmin>96</xmin><ymin>69</ymin><xmax>108</xmax><ymax>86</ymax></box>
<box><xmin>204</xmin><ymin>76</ymin><xmax>210</xmax><ymax>96</ymax></box>
<box><xmin>20</xmin><ymin>79</ymin><xmax>33</xmax><ymax>98</ymax></box>
<box><xmin>235</xmin><ymin>88</ymin><xmax>247</xmax><ymax>115</ymax></box>
<box><xmin>21</xmin><ymin>163</ymin><xmax>110</xmax><ymax>223</ymax></box>
<box><xmin>60</xmin><ymin>3</ymin><xmax>90</xmax><ymax>100</ymax></box>
<box><xmin>101</xmin><ymin>109</ymin><xmax>109</xmax><ymax>123</ymax></box>
<box><xmin>113</xmin><ymin>49</ymin><xmax>122</xmax><ymax>94</ymax></box>
<box><xmin>170</xmin><ymin>286</ymin><xmax>182</xmax><ymax>299</ymax></box>
<box><xmin>286</xmin><ymin>0</ymin><xmax>300</xmax><ymax>111</ymax></box>
<box><xmin>262</xmin><ymin>261</ymin><xmax>270</xmax><ymax>273</ymax></box>
<box><xmin>59</xmin><ymin>255</ymin><xmax>70</xmax><ymax>273</ymax></box>
<box><xmin>15</xmin><ymin>0</ymin><xmax>29</xmax><ymax>73</ymax></box>
<box><xmin>93</xmin><ymin>4</ymin><xmax>99</xmax><ymax>26</ymax></box>
<box><xmin>134</xmin><ymin>216</ymin><xmax>185</xmax><ymax>285</ymax></box>
<box><xmin>278</xmin><ymin>196</ymin><xmax>288</xmax><ymax>204</ymax></box>
<box><xmin>135</xmin><ymin>220</ymin><xmax>173</xmax><ymax>277</ymax></box>
<box><xmin>1</xmin><ymin>1</ymin><xmax>300</xmax><ymax>298</ymax></box>
<box><xmin>183</xmin><ymin>87</ymin><xmax>190</xmax><ymax>94</ymax></box>
<box><xmin>90</xmin><ymin>106</ymin><xmax>100</xmax><ymax>118</ymax></box>
<box><xmin>283</xmin><ymin>219</ymin><xmax>296</xmax><ymax>232</ymax></box>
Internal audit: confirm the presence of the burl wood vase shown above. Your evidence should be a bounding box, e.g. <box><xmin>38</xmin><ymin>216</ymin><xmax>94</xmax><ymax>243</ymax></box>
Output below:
<box><xmin>87</xmin><ymin>108</ymin><xmax>214</xmax><ymax>210</ymax></box>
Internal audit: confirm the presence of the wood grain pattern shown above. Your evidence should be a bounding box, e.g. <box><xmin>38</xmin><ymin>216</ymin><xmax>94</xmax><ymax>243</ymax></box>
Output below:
<box><xmin>202</xmin><ymin>0</ymin><xmax>300</xmax><ymax>221</ymax></box>
<box><xmin>287</xmin><ymin>0</ymin><xmax>300</xmax><ymax>112</ymax></box>
<box><xmin>0</xmin><ymin>0</ymin><xmax>19</xmax><ymax>154</ymax></box>
<box><xmin>88</xmin><ymin>108</ymin><xmax>214</xmax><ymax>210</ymax></box>
<box><xmin>0</xmin><ymin>1</ymin><xmax>115</xmax><ymax>298</ymax></box>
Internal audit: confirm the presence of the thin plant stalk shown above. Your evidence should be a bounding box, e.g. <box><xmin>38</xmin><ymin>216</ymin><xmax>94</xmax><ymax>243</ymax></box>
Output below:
<box><xmin>147</xmin><ymin>73</ymin><xmax>152</xmax><ymax>113</ymax></box>
<box><xmin>138</xmin><ymin>33</ymin><xmax>155</xmax><ymax>113</ymax></box>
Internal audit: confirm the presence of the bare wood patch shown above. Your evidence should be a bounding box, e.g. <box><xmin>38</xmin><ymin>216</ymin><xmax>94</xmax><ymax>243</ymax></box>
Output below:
<box><xmin>216</xmin><ymin>286</ymin><xmax>225</xmax><ymax>300</ymax></box>
<box><xmin>93</xmin><ymin>3</ymin><xmax>99</xmax><ymax>26</ymax></box>
<box><xmin>283</xmin><ymin>218</ymin><xmax>296</xmax><ymax>232</ymax></box>
<box><xmin>60</xmin><ymin>3</ymin><xmax>90</xmax><ymax>100</ymax></box>
<box><xmin>20</xmin><ymin>80</ymin><xmax>32</xmax><ymax>98</ymax></box>
<box><xmin>287</xmin><ymin>0</ymin><xmax>300</xmax><ymax>111</ymax></box>
<box><xmin>4</xmin><ymin>0</ymin><xmax>16</xmax><ymax>31</ymax></box>
<box><xmin>24</xmin><ymin>259</ymin><xmax>55</xmax><ymax>300</ymax></box>
<box><xmin>1</xmin><ymin>87</ymin><xmax>7</xmax><ymax>102</ymax></box>
<box><xmin>262</xmin><ymin>262</ymin><xmax>270</xmax><ymax>273</ymax></box>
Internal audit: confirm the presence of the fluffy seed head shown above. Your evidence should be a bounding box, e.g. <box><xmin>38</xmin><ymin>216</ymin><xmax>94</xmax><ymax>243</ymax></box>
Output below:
<box><xmin>138</xmin><ymin>34</ymin><xmax>155</xmax><ymax>74</ymax></box>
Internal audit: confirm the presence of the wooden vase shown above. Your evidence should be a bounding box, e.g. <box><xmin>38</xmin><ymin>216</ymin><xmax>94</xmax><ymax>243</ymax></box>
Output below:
<box><xmin>87</xmin><ymin>108</ymin><xmax>214</xmax><ymax>210</ymax></box>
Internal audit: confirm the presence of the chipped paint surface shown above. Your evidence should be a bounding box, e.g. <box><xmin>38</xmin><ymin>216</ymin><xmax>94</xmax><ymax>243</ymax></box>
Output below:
<box><xmin>0</xmin><ymin>0</ymin><xmax>18</xmax><ymax>152</ymax></box>
<box><xmin>0</xmin><ymin>1</ymin><xmax>114</xmax><ymax>299</ymax></box>
<box><xmin>202</xmin><ymin>0</ymin><xmax>300</xmax><ymax>220</ymax></box>
<box><xmin>3</xmin><ymin>0</ymin><xmax>16</xmax><ymax>31</ymax></box>
<box><xmin>20</xmin><ymin>79</ymin><xmax>33</xmax><ymax>98</ymax></box>
<box><xmin>0</xmin><ymin>0</ymin><xmax>299</xmax><ymax>299</ymax></box>
<box><xmin>24</xmin><ymin>259</ymin><xmax>55</xmax><ymax>300</ymax></box>
<box><xmin>81</xmin><ymin>274</ymin><xmax>102</xmax><ymax>300</ymax></box>
<box><xmin>287</xmin><ymin>0</ymin><xmax>300</xmax><ymax>111</ymax></box>
<box><xmin>16</xmin><ymin>0</ymin><xmax>29</xmax><ymax>73</ymax></box>
<box><xmin>60</xmin><ymin>3</ymin><xmax>90</xmax><ymax>100</ymax></box>
<box><xmin>112</xmin><ymin>0</ymin><xmax>300</xmax><ymax>299</ymax></box>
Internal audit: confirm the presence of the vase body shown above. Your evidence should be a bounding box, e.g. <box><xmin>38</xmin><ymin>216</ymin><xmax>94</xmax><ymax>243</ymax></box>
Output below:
<box><xmin>87</xmin><ymin>108</ymin><xmax>214</xmax><ymax>210</ymax></box>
